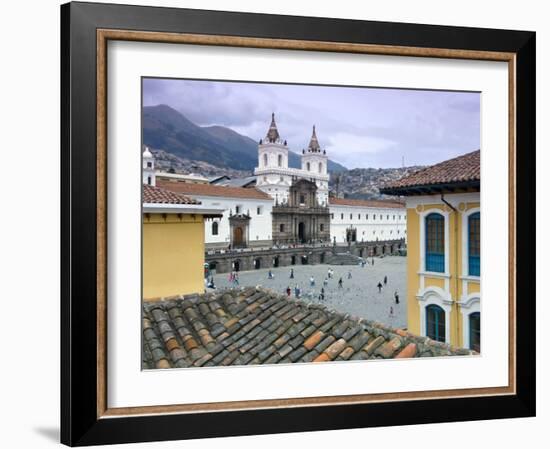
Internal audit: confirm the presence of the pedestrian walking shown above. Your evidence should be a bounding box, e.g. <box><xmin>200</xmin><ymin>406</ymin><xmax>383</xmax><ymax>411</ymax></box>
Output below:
<box><xmin>323</xmin><ymin>277</ymin><xmax>329</xmax><ymax>286</ymax></box>
<box><xmin>389</xmin><ymin>306</ymin><xmax>394</xmax><ymax>318</ymax></box>
<box><xmin>377</xmin><ymin>281</ymin><xmax>383</xmax><ymax>293</ymax></box>
<box><xmin>228</xmin><ymin>272</ymin><xmax>233</xmax><ymax>283</ymax></box>
<box><xmin>207</xmin><ymin>276</ymin><xmax>216</xmax><ymax>289</ymax></box>
<box><xmin>394</xmin><ymin>290</ymin><xmax>400</xmax><ymax>304</ymax></box>
<box><xmin>372</xmin><ymin>257</ymin><xmax>375</xmax><ymax>266</ymax></box>
<box><xmin>233</xmin><ymin>273</ymin><xmax>239</xmax><ymax>285</ymax></box>
<box><xmin>295</xmin><ymin>286</ymin><xmax>301</xmax><ymax>298</ymax></box>
<box><xmin>286</xmin><ymin>286</ymin><xmax>291</xmax><ymax>297</ymax></box>
<box><xmin>384</xmin><ymin>275</ymin><xmax>388</xmax><ymax>285</ymax></box>
<box><xmin>268</xmin><ymin>270</ymin><xmax>273</xmax><ymax>279</ymax></box>
<box><xmin>338</xmin><ymin>278</ymin><xmax>343</xmax><ymax>289</ymax></box>
<box><xmin>290</xmin><ymin>268</ymin><xmax>294</xmax><ymax>279</ymax></box>
<box><xmin>319</xmin><ymin>287</ymin><xmax>325</xmax><ymax>301</ymax></box>
<box><xmin>347</xmin><ymin>271</ymin><xmax>352</xmax><ymax>279</ymax></box>
<box><xmin>309</xmin><ymin>276</ymin><xmax>315</xmax><ymax>287</ymax></box>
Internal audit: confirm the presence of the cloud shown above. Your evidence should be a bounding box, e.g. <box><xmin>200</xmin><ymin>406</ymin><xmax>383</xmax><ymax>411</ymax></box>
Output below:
<box><xmin>325</xmin><ymin>132</ymin><xmax>398</xmax><ymax>166</ymax></box>
<box><xmin>143</xmin><ymin>78</ymin><xmax>480</xmax><ymax>169</ymax></box>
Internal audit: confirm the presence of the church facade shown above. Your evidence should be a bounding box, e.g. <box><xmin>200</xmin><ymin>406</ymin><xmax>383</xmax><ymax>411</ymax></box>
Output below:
<box><xmin>271</xmin><ymin>179</ymin><xmax>331</xmax><ymax>244</ymax></box>
<box><xmin>254</xmin><ymin>114</ymin><xmax>329</xmax><ymax>207</ymax></box>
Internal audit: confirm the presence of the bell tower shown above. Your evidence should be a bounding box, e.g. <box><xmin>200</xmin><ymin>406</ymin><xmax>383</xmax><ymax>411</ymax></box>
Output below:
<box><xmin>142</xmin><ymin>146</ymin><xmax>156</xmax><ymax>186</ymax></box>
<box><xmin>301</xmin><ymin>125</ymin><xmax>328</xmax><ymax>175</ymax></box>
<box><xmin>258</xmin><ymin>113</ymin><xmax>288</xmax><ymax>169</ymax></box>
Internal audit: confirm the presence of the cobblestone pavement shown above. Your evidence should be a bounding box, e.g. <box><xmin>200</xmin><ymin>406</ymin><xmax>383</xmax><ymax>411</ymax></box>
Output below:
<box><xmin>211</xmin><ymin>255</ymin><xmax>407</xmax><ymax>329</ymax></box>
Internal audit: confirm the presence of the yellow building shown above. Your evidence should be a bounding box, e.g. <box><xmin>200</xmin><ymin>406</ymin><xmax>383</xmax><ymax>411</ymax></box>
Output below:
<box><xmin>142</xmin><ymin>183</ymin><xmax>222</xmax><ymax>300</ymax></box>
<box><xmin>382</xmin><ymin>150</ymin><xmax>480</xmax><ymax>351</ymax></box>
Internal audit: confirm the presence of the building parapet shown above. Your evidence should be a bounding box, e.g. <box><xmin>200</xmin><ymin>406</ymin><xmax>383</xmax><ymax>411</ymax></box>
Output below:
<box><xmin>254</xmin><ymin>166</ymin><xmax>329</xmax><ymax>181</ymax></box>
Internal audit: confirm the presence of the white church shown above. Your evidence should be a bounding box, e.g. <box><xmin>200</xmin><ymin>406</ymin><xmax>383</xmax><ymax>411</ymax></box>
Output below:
<box><xmin>143</xmin><ymin>113</ymin><xmax>407</xmax><ymax>250</ymax></box>
<box><xmin>254</xmin><ymin>113</ymin><xmax>329</xmax><ymax>206</ymax></box>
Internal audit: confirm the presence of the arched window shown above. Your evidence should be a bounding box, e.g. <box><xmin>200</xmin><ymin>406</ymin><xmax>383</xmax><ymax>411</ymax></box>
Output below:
<box><xmin>318</xmin><ymin>162</ymin><xmax>322</xmax><ymax>173</ymax></box>
<box><xmin>147</xmin><ymin>176</ymin><xmax>152</xmax><ymax>185</ymax></box>
<box><xmin>469</xmin><ymin>312</ymin><xmax>480</xmax><ymax>352</ymax></box>
<box><xmin>306</xmin><ymin>162</ymin><xmax>311</xmax><ymax>171</ymax></box>
<box><xmin>278</xmin><ymin>154</ymin><xmax>282</xmax><ymax>167</ymax></box>
<box><xmin>426</xmin><ymin>304</ymin><xmax>445</xmax><ymax>342</ymax></box>
<box><xmin>263</xmin><ymin>153</ymin><xmax>268</xmax><ymax>166</ymax></box>
<box><xmin>468</xmin><ymin>212</ymin><xmax>480</xmax><ymax>276</ymax></box>
<box><xmin>426</xmin><ymin>213</ymin><xmax>445</xmax><ymax>272</ymax></box>
<box><xmin>211</xmin><ymin>221</ymin><xmax>219</xmax><ymax>236</ymax></box>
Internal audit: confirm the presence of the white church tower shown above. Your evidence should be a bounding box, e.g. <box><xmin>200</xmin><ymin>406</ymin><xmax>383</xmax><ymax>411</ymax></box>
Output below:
<box><xmin>301</xmin><ymin>125</ymin><xmax>329</xmax><ymax>205</ymax></box>
<box><xmin>254</xmin><ymin>115</ymin><xmax>330</xmax><ymax>206</ymax></box>
<box><xmin>143</xmin><ymin>146</ymin><xmax>156</xmax><ymax>186</ymax></box>
<box><xmin>255</xmin><ymin>113</ymin><xmax>292</xmax><ymax>204</ymax></box>
<box><xmin>301</xmin><ymin>125</ymin><xmax>328</xmax><ymax>175</ymax></box>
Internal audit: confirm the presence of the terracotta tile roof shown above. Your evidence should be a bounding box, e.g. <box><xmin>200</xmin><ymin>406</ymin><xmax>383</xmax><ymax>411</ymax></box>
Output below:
<box><xmin>142</xmin><ymin>287</ymin><xmax>474</xmax><ymax>369</ymax></box>
<box><xmin>381</xmin><ymin>150</ymin><xmax>480</xmax><ymax>194</ymax></box>
<box><xmin>158</xmin><ymin>180</ymin><xmax>272</xmax><ymax>200</ymax></box>
<box><xmin>143</xmin><ymin>184</ymin><xmax>200</xmax><ymax>205</ymax></box>
<box><xmin>329</xmin><ymin>197</ymin><xmax>405</xmax><ymax>209</ymax></box>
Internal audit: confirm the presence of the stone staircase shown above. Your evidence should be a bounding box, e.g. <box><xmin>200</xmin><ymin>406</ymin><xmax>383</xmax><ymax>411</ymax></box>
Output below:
<box><xmin>325</xmin><ymin>252</ymin><xmax>364</xmax><ymax>266</ymax></box>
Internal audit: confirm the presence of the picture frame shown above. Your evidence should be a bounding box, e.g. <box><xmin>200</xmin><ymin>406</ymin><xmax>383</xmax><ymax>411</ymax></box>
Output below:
<box><xmin>60</xmin><ymin>1</ymin><xmax>535</xmax><ymax>446</ymax></box>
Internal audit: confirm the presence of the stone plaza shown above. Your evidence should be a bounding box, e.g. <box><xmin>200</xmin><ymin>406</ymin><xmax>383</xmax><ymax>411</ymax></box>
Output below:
<box><xmin>211</xmin><ymin>254</ymin><xmax>407</xmax><ymax>329</ymax></box>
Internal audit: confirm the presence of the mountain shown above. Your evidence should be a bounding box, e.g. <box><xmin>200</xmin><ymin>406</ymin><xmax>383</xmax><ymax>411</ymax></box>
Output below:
<box><xmin>143</xmin><ymin>105</ymin><xmax>257</xmax><ymax>170</ymax></box>
<box><xmin>142</xmin><ymin>105</ymin><xmax>347</xmax><ymax>173</ymax></box>
<box><xmin>330</xmin><ymin>166</ymin><xmax>425</xmax><ymax>200</ymax></box>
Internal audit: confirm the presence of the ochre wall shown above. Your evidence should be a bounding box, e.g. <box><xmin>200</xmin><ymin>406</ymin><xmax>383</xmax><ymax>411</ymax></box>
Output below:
<box><xmin>406</xmin><ymin>198</ymin><xmax>480</xmax><ymax>348</ymax></box>
<box><xmin>143</xmin><ymin>213</ymin><xmax>205</xmax><ymax>300</ymax></box>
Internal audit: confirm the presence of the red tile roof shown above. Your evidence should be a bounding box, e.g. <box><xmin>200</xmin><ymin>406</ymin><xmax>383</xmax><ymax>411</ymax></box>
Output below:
<box><xmin>158</xmin><ymin>180</ymin><xmax>272</xmax><ymax>200</ymax></box>
<box><xmin>143</xmin><ymin>184</ymin><xmax>200</xmax><ymax>205</ymax></box>
<box><xmin>381</xmin><ymin>150</ymin><xmax>480</xmax><ymax>194</ymax></box>
<box><xmin>142</xmin><ymin>287</ymin><xmax>475</xmax><ymax>369</ymax></box>
<box><xmin>329</xmin><ymin>197</ymin><xmax>405</xmax><ymax>209</ymax></box>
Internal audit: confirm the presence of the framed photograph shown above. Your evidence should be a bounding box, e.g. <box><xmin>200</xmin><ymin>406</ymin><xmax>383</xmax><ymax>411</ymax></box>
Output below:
<box><xmin>61</xmin><ymin>1</ymin><xmax>535</xmax><ymax>446</ymax></box>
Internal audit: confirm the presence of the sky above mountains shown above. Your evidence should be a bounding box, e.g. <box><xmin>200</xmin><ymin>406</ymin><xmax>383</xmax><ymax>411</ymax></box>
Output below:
<box><xmin>143</xmin><ymin>78</ymin><xmax>480</xmax><ymax>169</ymax></box>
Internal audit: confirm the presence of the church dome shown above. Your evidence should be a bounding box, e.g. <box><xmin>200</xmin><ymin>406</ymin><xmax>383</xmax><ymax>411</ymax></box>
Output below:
<box><xmin>307</xmin><ymin>125</ymin><xmax>322</xmax><ymax>153</ymax></box>
<box><xmin>265</xmin><ymin>113</ymin><xmax>283</xmax><ymax>144</ymax></box>
<box><xmin>143</xmin><ymin>146</ymin><xmax>153</xmax><ymax>158</ymax></box>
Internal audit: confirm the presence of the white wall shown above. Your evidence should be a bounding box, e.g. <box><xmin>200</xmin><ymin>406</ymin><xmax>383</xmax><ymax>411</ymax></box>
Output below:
<box><xmin>3</xmin><ymin>1</ymin><xmax>546</xmax><ymax>449</ymax></box>
<box><xmin>191</xmin><ymin>195</ymin><xmax>273</xmax><ymax>245</ymax></box>
<box><xmin>329</xmin><ymin>204</ymin><xmax>407</xmax><ymax>243</ymax></box>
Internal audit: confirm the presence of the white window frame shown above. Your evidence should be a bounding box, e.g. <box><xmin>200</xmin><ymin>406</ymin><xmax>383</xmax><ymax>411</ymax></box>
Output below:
<box><xmin>460</xmin><ymin>293</ymin><xmax>481</xmax><ymax>350</ymax></box>
<box><xmin>418</xmin><ymin>208</ymin><xmax>450</xmax><ymax>286</ymax></box>
<box><xmin>417</xmin><ymin>286</ymin><xmax>452</xmax><ymax>344</ymax></box>
<box><xmin>461</xmin><ymin>207</ymin><xmax>481</xmax><ymax>281</ymax></box>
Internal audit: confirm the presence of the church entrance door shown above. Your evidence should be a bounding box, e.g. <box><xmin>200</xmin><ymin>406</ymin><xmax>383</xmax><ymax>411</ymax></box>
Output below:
<box><xmin>233</xmin><ymin>226</ymin><xmax>244</xmax><ymax>248</ymax></box>
<box><xmin>298</xmin><ymin>222</ymin><xmax>306</xmax><ymax>243</ymax></box>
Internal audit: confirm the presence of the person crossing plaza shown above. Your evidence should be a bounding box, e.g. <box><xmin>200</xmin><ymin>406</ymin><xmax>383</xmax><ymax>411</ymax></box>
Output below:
<box><xmin>209</xmin><ymin>257</ymin><xmax>407</xmax><ymax>329</ymax></box>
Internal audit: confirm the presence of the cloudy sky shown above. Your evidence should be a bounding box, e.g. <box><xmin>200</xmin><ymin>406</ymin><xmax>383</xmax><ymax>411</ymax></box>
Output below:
<box><xmin>143</xmin><ymin>78</ymin><xmax>480</xmax><ymax>169</ymax></box>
